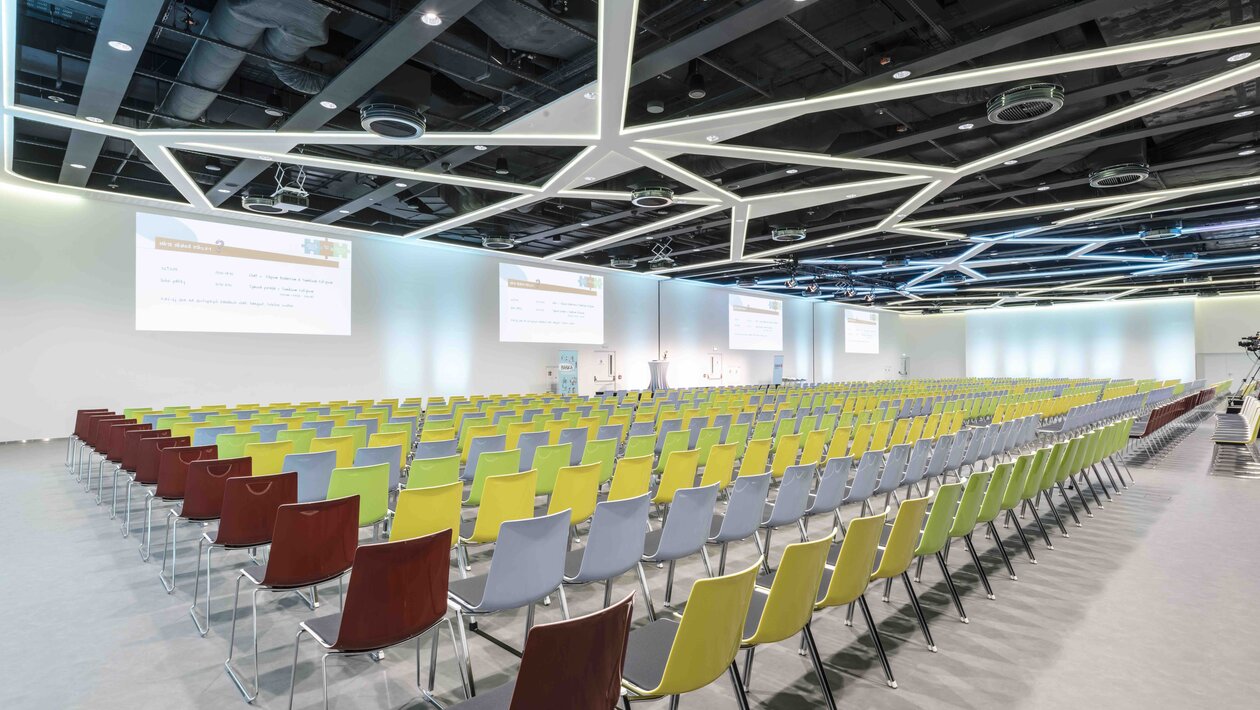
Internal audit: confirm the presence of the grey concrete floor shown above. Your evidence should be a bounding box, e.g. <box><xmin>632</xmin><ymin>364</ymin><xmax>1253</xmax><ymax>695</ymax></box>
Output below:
<box><xmin>2</xmin><ymin>415</ymin><xmax>1258</xmax><ymax>710</ymax></box>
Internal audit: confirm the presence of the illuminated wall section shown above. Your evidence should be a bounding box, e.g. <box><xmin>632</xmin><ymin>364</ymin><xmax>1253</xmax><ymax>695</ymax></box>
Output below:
<box><xmin>965</xmin><ymin>298</ymin><xmax>1196</xmax><ymax>381</ymax></box>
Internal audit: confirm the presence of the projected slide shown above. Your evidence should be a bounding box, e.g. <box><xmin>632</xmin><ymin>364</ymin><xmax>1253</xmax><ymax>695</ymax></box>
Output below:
<box><xmin>845</xmin><ymin>309</ymin><xmax>880</xmax><ymax>354</ymax></box>
<box><xmin>499</xmin><ymin>263</ymin><xmax>604</xmax><ymax>344</ymax></box>
<box><xmin>729</xmin><ymin>294</ymin><xmax>783</xmax><ymax>351</ymax></box>
<box><xmin>135</xmin><ymin>212</ymin><xmax>352</xmax><ymax>335</ymax></box>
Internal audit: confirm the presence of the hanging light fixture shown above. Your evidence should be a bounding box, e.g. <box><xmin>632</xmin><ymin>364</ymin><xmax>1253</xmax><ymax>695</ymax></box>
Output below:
<box><xmin>686</xmin><ymin>60</ymin><xmax>706</xmax><ymax>100</ymax></box>
<box><xmin>495</xmin><ymin>157</ymin><xmax>510</xmax><ymax>175</ymax></box>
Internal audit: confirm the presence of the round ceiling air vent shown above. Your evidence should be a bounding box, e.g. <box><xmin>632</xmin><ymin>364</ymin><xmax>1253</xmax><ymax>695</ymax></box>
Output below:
<box><xmin>609</xmin><ymin>256</ymin><xmax>636</xmax><ymax>269</ymax></box>
<box><xmin>360</xmin><ymin>103</ymin><xmax>427</xmax><ymax>140</ymax></box>
<box><xmin>648</xmin><ymin>257</ymin><xmax>675</xmax><ymax>270</ymax></box>
<box><xmin>482</xmin><ymin>236</ymin><xmax>516</xmax><ymax>250</ymax></box>
<box><xmin>941</xmin><ymin>272</ymin><xmax>968</xmax><ymax>284</ymax></box>
<box><xmin>1089</xmin><ymin>163</ymin><xmax>1151</xmax><ymax>188</ymax></box>
<box><xmin>882</xmin><ymin>256</ymin><xmax>908</xmax><ymax>268</ymax></box>
<box><xmin>241</xmin><ymin>195</ymin><xmax>285</xmax><ymax>214</ymax></box>
<box><xmin>631</xmin><ymin>187</ymin><xmax>675</xmax><ymax>208</ymax></box>
<box><xmin>986</xmin><ymin>83</ymin><xmax>1066</xmax><ymax>124</ymax></box>
<box><xmin>771</xmin><ymin>227</ymin><xmax>807</xmax><ymax>242</ymax></box>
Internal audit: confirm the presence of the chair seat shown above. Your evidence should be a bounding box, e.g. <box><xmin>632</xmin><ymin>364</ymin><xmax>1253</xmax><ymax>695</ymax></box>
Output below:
<box><xmin>642</xmin><ymin>528</ymin><xmax>664</xmax><ymax>559</ymax></box>
<box><xmin>621</xmin><ymin>619</ymin><xmax>680</xmax><ymax>693</ymax></box>
<box><xmin>562</xmin><ymin>547</ymin><xmax>586</xmax><ymax>581</ymax></box>
<box><xmin>708</xmin><ymin>513</ymin><xmax>725</xmax><ymax>539</ymax></box>
<box><xmin>300</xmin><ymin>614</ymin><xmax>342</xmax><ymax>649</ymax></box>
<box><xmin>239</xmin><ymin>562</ymin><xmax>348</xmax><ymax>590</ymax></box>
<box><xmin>459</xmin><ymin>518</ymin><xmax>476</xmax><ymax>539</ymax></box>
<box><xmin>447</xmin><ymin>681</ymin><xmax>515</xmax><ymax>709</ymax></box>
<box><xmin>678</xmin><ymin>587</ymin><xmax>769</xmax><ymax>641</ymax></box>
<box><xmin>447</xmin><ymin>575</ymin><xmax>490</xmax><ymax>610</ymax></box>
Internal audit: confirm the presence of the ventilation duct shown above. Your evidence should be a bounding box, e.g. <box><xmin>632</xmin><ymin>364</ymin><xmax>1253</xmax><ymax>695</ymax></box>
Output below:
<box><xmin>160</xmin><ymin>0</ymin><xmax>332</xmax><ymax>123</ymax></box>
<box><xmin>1085</xmin><ymin>142</ymin><xmax>1151</xmax><ymax>188</ymax></box>
<box><xmin>986</xmin><ymin>83</ymin><xmax>1065</xmax><ymax>124</ymax></box>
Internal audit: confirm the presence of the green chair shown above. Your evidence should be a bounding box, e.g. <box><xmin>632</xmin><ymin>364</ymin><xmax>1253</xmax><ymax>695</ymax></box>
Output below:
<box><xmin>276</xmin><ymin>427</ymin><xmax>316</xmax><ymax>454</ymax></box>
<box><xmin>655</xmin><ymin>429</ymin><xmax>689</xmax><ymax>474</ymax></box>
<box><xmin>724</xmin><ymin>422</ymin><xmax>749</xmax><ymax>459</ymax></box>
<box><xmin>326</xmin><ymin>462</ymin><xmax>390</xmax><ymax>537</ymax></box>
<box><xmin>906</xmin><ymin>482</ymin><xmax>968</xmax><ymax>623</ymax></box>
<box><xmin>694</xmin><ymin>426</ymin><xmax>722</xmax><ymax>466</ymax></box>
<box><xmin>330</xmin><ymin>424</ymin><xmax>368</xmax><ymax>452</ymax></box>
<box><xmin>216</xmin><ymin>431</ymin><xmax>261</xmax><ymax>460</ymax></box>
<box><xmin>942</xmin><ymin>471</ymin><xmax>995</xmax><ymax>599</ymax></box>
<box><xmin>463</xmin><ymin>449</ymin><xmax>522</xmax><ymax>506</ymax></box>
<box><xmin>532</xmin><ymin>443</ymin><xmax>571</xmax><ymax>496</ymax></box>
<box><xmin>580</xmin><ymin>437</ymin><xmax>617</xmax><ymax>486</ymax></box>
<box><xmin>1007</xmin><ymin>448</ymin><xmax>1054</xmax><ymax>556</ymax></box>
<box><xmin>624</xmin><ymin>433</ymin><xmax>655</xmax><ymax>460</ymax></box>
<box><xmin>974</xmin><ymin>462</ymin><xmax>1019</xmax><ymax>581</ymax></box>
<box><xmin>407</xmin><ymin>453</ymin><xmax>460</xmax><ymax>489</ymax></box>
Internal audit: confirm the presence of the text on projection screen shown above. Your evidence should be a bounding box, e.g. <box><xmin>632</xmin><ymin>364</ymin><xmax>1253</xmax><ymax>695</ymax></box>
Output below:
<box><xmin>135</xmin><ymin>212</ymin><xmax>352</xmax><ymax>335</ymax></box>
<box><xmin>499</xmin><ymin>263</ymin><xmax>605</xmax><ymax>344</ymax></box>
<box><xmin>845</xmin><ymin>309</ymin><xmax>880</xmax><ymax>354</ymax></box>
<box><xmin>729</xmin><ymin>294</ymin><xmax>783</xmax><ymax>351</ymax></box>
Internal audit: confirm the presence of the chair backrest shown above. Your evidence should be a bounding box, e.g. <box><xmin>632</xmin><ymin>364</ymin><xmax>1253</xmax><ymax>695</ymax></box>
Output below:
<box><xmin>557</xmin><ymin>427</ymin><xmax>588</xmax><ymax>465</ymax></box>
<box><xmin>479</xmin><ymin>510</ymin><xmax>572</xmax><ymax>611</ymax></box>
<box><xmin>711</xmin><ymin>472</ymin><xmax>772</xmax><ymax>544</ymax></box>
<box><xmin>414</xmin><ymin>438</ymin><xmax>458</xmax><ymax>461</ymax></box>
<box><xmin>213</xmin><ymin>472</ymin><xmax>298</xmax><ymax>547</ymax></box>
<box><xmin>580</xmin><ymin>437</ymin><xmax>618</xmax><ymax>485</ymax></box>
<box><xmin>243</xmin><ymin>439</ymin><xmax>295</xmax><ymax>477</ymax></box>
<box><xmin>596</xmin><ymin>424</ymin><xmax>623</xmax><ymax>442</ymax></box>
<box><xmin>975</xmin><ymin>462</ymin><xmax>1013</xmax><ymax>524</ymax></box>
<box><xmin>464</xmin><ymin>448</ymin><xmax>523</xmax><ymax>506</ymax></box>
<box><xmin>532</xmin><ymin>443</ymin><xmax>572</xmax><ymax>496</ymax></box>
<box><xmin>154</xmin><ymin>445</ymin><xmax>218</xmax><ymax>499</ymax></box>
<box><xmin>508</xmin><ymin>594</ymin><xmax>634</xmax><ymax>710</ymax></box>
<box><xmin>818</xmin><ymin>510</ymin><xmax>887</xmax><ymax>608</ymax></box>
<box><xmin>648</xmin><ymin>484</ymin><xmax>720</xmax><ymax>561</ymax></box>
<box><xmin>326</xmin><ymin>463</ymin><xmax>390</xmax><ymax>527</ymax></box>
<box><xmin>192</xmin><ymin>425</ymin><xmax>236</xmax><ymax>448</ymax></box>
<box><xmin>353</xmin><ymin>444</ymin><xmax>405</xmax><ymax>489</ymax></box>
<box><xmin>180</xmin><ymin>457</ymin><xmax>253</xmax><ymax>520</ymax></box>
<box><xmin>924</xmin><ymin>433</ymin><xmax>955</xmax><ymax>478</ymax></box>
<box><xmin>698</xmin><ymin>442</ymin><xmax>737</xmax><ymax>490</ymax></box>
<box><xmin>870</xmin><ymin>495</ymin><xmax>930</xmax><ymax>581</ymax></box>
<box><xmin>902</xmin><ymin>438</ymin><xmax>933</xmax><ymax>486</ymax></box>
<box><xmin>655</xmin><ymin>429</ymin><xmax>690</xmax><ymax>473</ymax></box>
<box><xmin>799</xmin><ymin>429</ymin><xmax>827</xmax><ymax>466</ymax></box>
<box><xmin>764</xmin><ymin>464</ymin><xmax>813</xmax><ymax>528</ymax></box>
<box><xmin>367</xmin><ymin>431</ymin><xmax>409</xmax><ymax>466</ymax></box>
<box><xmin>607</xmin><ymin>455</ymin><xmax>653</xmax><ymax>502</ymax></box>
<box><xmin>464</xmin><ymin>470</ymin><xmax>538</xmax><ymax>544</ymax></box>
<box><xmin>648</xmin><ymin>562</ymin><xmax>759</xmax><ymax>696</ymax></box>
<box><xmin>872</xmin><ymin>444</ymin><xmax>910</xmax><ymax>495</ymax></box>
<box><xmin>948</xmin><ymin>471</ymin><xmax>992</xmax><ymax>538</ymax></box>
<box><xmin>120</xmin><ymin>428</ymin><xmax>167</xmax><ymax>471</ymax></box>
<box><xmin>216</xmin><ymin>431</ymin><xmax>262</xmax><ymax>460</ymax></box>
<box><xmin>275</xmin><ymin>427</ymin><xmax>316</xmax><ymax>454</ymax></box>
<box><xmin>745</xmin><ymin>535</ymin><xmax>832</xmax><ymax>645</ymax></box>
<box><xmin>310</xmin><ymin>435</ymin><xmax>355</xmax><ymax>468</ymax></box>
<box><xmin>1001</xmin><ymin>454</ymin><xmax>1035</xmax><ymax>510</ymax></box>
<box><xmin>283</xmin><ymin>450</ymin><xmax>339</xmax><ymax>503</ymax></box>
<box><xmin>914</xmin><ymin>482</ymin><xmax>964</xmax><ymax>557</ymax></box>
<box><xmin>624</xmin><ymin>433</ymin><xmax>655</xmax><ymax>460</ymax></box>
<box><xmin>251</xmin><ymin>423</ymin><xmax>288</xmax><ymax>443</ymax></box>
<box><xmin>806</xmin><ymin>456</ymin><xmax>849</xmax><ymax>516</ymax></box>
<box><xmin>390</xmin><ymin>482</ymin><xmax>462</xmax><ymax>545</ymax></box>
<box><xmin>770</xmin><ymin>433</ymin><xmax>802</xmax><ymax>478</ymax></box>
<box><xmin>261</xmin><ymin>496</ymin><xmax>360</xmax><ymax>588</ymax></box>
<box><xmin>739</xmin><ymin>438</ymin><xmax>772</xmax><ymax>478</ymax></box>
<box><xmin>567</xmin><ymin>494</ymin><xmax>652</xmax><ymax>584</ymax></box>
<box><xmin>653</xmin><ymin>449</ymin><xmax>701</xmax><ymax>505</ymax></box>
<box><xmin>547</xmin><ymin>462</ymin><xmax>601</xmax><ymax>526</ymax></box>
<box><xmin>465</xmin><ymin>434</ymin><xmax>508</xmax><ymax>481</ymax></box>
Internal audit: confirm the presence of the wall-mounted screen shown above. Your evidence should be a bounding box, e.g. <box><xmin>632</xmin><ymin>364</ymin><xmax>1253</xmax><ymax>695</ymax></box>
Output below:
<box><xmin>499</xmin><ymin>263</ymin><xmax>604</xmax><ymax>344</ymax></box>
<box><xmin>845</xmin><ymin>309</ymin><xmax>879</xmax><ymax>354</ymax></box>
<box><xmin>135</xmin><ymin>212</ymin><xmax>352</xmax><ymax>335</ymax></box>
<box><xmin>729</xmin><ymin>294</ymin><xmax>783</xmax><ymax>351</ymax></box>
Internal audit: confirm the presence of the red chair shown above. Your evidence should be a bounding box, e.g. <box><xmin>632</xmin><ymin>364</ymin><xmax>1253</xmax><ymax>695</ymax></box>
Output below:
<box><xmin>118</xmin><ymin>435</ymin><xmax>189</xmax><ymax>529</ymax></box>
<box><xmin>140</xmin><ymin>445</ymin><xmax>217</xmax><ymax>560</ymax></box>
<box><xmin>68</xmin><ymin>408</ymin><xmax>110</xmax><ymax>473</ymax></box>
<box><xmin>158</xmin><ymin>455</ymin><xmax>252</xmax><ymax>593</ymax></box>
<box><xmin>190</xmin><ymin>468</ymin><xmax>292</xmax><ymax>637</ymax></box>
<box><xmin>286</xmin><ymin>530</ymin><xmax>467</xmax><ymax>709</ymax></box>
<box><xmin>446</xmin><ymin>593</ymin><xmax>634</xmax><ymax>710</ymax></box>
<box><xmin>81</xmin><ymin>414</ymin><xmax>126</xmax><ymax>483</ymax></box>
<box><xmin>110</xmin><ymin>429</ymin><xmax>171</xmax><ymax>518</ymax></box>
<box><xmin>90</xmin><ymin>421</ymin><xmax>148</xmax><ymax>501</ymax></box>
<box><xmin>225</xmin><ymin>495</ymin><xmax>359</xmax><ymax>701</ymax></box>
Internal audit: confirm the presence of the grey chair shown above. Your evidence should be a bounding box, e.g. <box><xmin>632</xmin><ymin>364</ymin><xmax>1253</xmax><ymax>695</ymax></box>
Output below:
<box><xmin>353</xmin><ymin>444</ymin><xmax>404</xmax><ymax>491</ymax></box>
<box><xmin>654</xmin><ymin>419</ymin><xmax>682</xmax><ymax>455</ymax></box>
<box><xmin>284</xmin><ymin>451</ymin><xmax>339</xmax><ymax>503</ymax></box>
<box><xmin>348</xmin><ymin>417</ymin><xmax>379</xmax><ymax>439</ymax></box>
<box><xmin>517</xmin><ymin>431</ymin><xmax>550</xmax><ymax>470</ymax></box>
<box><xmin>414</xmin><ymin>439</ymin><xmax>457</xmax><ymax>462</ymax></box>
<box><xmin>873</xmin><ymin>444</ymin><xmax>910</xmax><ymax>509</ymax></box>
<box><xmin>922</xmin><ymin>433</ymin><xmax>957</xmax><ymax>495</ymax></box>
<box><xmin>390</xmin><ymin>416</ymin><xmax>418</xmax><ymax>444</ymax></box>
<box><xmin>558</xmin><ymin>427</ymin><xmax>588</xmax><ymax>466</ymax></box>
<box><xmin>941</xmin><ymin>429</ymin><xmax>972</xmax><ymax>482</ymax></box>
<box><xmin>302</xmin><ymin>420</ymin><xmax>335</xmax><ymax>438</ymax></box>
<box><xmin>563</xmin><ymin>494</ymin><xmax>651</xmax><ymax>608</ymax></box>
<box><xmin>628</xmin><ymin>421</ymin><xmax>654</xmax><ymax>438</ymax></box>
<box><xmin>575</xmin><ymin>405</ymin><xmax>593</xmax><ymax>417</ymax></box>
<box><xmin>596</xmin><ymin>424</ymin><xmax>623</xmax><ymax>442</ymax></box>
<box><xmin>640</xmin><ymin>483</ymin><xmax>720</xmax><ymax>620</ymax></box>
<box><xmin>901</xmin><ymin>439</ymin><xmax>933</xmax><ymax>497</ymax></box>
<box><xmin>306</xmin><ymin>407</ymin><xmax>331</xmax><ymax>416</ymax></box>
<box><xmin>735</xmin><ymin>411</ymin><xmax>754</xmax><ymax>426</ymax></box>
<box><xmin>521</xmin><ymin>408</ymin><xmax>543</xmax><ymax>422</ymax></box>
<box><xmin>756</xmin><ymin>464</ymin><xmax>813</xmax><ymax>573</ymax></box>
<box><xmin>686</xmin><ymin>418</ymin><xmax>708</xmax><ymax>449</ymax></box>
<box><xmin>802</xmin><ymin>457</ymin><xmax>849</xmax><ymax>538</ymax></box>
<box><xmin>463</xmin><ymin>434</ymin><xmax>506</xmax><ymax>482</ymax></box>
<box><xmin>192</xmin><ymin>425</ymin><xmax>236</xmax><ymax>448</ymax></box>
<box><xmin>707</xmin><ymin>473</ymin><xmax>772</xmax><ymax>575</ymax></box>
<box><xmin>845</xmin><ymin>451</ymin><xmax>885</xmax><ymax>519</ymax></box>
<box><xmin>447</xmin><ymin>510</ymin><xmax>572</xmax><ymax>696</ymax></box>
<box><xmin>249</xmin><ymin>423</ymin><xmax>287</xmax><ymax>443</ymax></box>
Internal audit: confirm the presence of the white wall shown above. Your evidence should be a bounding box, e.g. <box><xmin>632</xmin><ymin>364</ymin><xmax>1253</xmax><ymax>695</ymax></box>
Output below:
<box><xmin>1194</xmin><ymin>294</ymin><xmax>1260</xmax><ymax>388</ymax></box>
<box><xmin>812</xmin><ymin>303</ymin><xmax>906</xmax><ymax>382</ymax></box>
<box><xmin>902</xmin><ymin>313</ymin><xmax>967</xmax><ymax>378</ymax></box>
<box><xmin>964</xmin><ymin>297</ymin><xmax>1197</xmax><ymax>381</ymax></box>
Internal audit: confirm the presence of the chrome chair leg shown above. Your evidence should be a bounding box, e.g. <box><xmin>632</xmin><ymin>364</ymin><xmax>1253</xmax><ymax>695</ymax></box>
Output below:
<box><xmin>158</xmin><ymin>511</ymin><xmax>181</xmax><ymax>593</ymax></box>
<box><xmin>635</xmin><ymin>562</ymin><xmax>657</xmax><ymax>622</ymax></box>
<box><xmin>901</xmin><ymin>572</ymin><xmax>937</xmax><ymax>652</ymax></box>
<box><xmin>453</xmin><ymin>608</ymin><xmax>476</xmax><ymax>697</ymax></box>
<box><xmin>189</xmin><ymin>537</ymin><xmax>215</xmax><ymax>636</ymax></box>
<box><xmin>224</xmin><ymin>576</ymin><xmax>262</xmax><ymax>702</ymax></box>
<box><xmin>857</xmin><ymin>595</ymin><xmax>897</xmax><ymax>688</ymax></box>
<box><xmin>935</xmin><ymin>552</ymin><xmax>968</xmax><ymax>623</ymax></box>
<box><xmin>962</xmin><ymin>534</ymin><xmax>995</xmax><ymax>599</ymax></box>
<box><xmin>802</xmin><ymin>624</ymin><xmax>838</xmax><ymax>710</ymax></box>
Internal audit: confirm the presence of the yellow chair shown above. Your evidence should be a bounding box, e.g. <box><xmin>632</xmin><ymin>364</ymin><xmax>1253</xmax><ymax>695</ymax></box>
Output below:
<box><xmin>799</xmin><ymin>429</ymin><xmax>826</xmax><ymax>467</ymax></box>
<box><xmin>420</xmin><ymin>426</ymin><xmax>457</xmax><ymax>443</ymax></box>
<box><xmin>740</xmin><ymin>534</ymin><xmax>835</xmax><ymax>706</ymax></box>
<box><xmin>769</xmin><ymin>433</ymin><xmax>801</xmax><ymax>478</ymax></box>
<box><xmin>826</xmin><ymin>426</ymin><xmax>852</xmax><ymax>460</ymax></box>
<box><xmin>391</xmin><ymin>481</ymin><xmax>462</xmax><ymax>544</ymax></box>
<box><xmin>652</xmin><ymin>449</ymin><xmax>700</xmax><ymax>505</ymax></box>
<box><xmin>698</xmin><ymin>443</ymin><xmax>737</xmax><ymax>491</ymax></box>
<box><xmin>459</xmin><ymin>469</ymin><xmax>537</xmax><ymax>545</ymax></box>
<box><xmin>738</xmin><ymin>438</ymin><xmax>771</xmax><ymax>478</ymax></box>
<box><xmin>310</xmin><ymin>435</ymin><xmax>355</xmax><ymax>468</ymax></box>
<box><xmin>242</xmin><ymin>440</ymin><xmax>295</xmax><ymax>476</ymax></box>
<box><xmin>871</xmin><ymin>495</ymin><xmax>934</xmax><ymax>652</ymax></box>
<box><xmin>620</xmin><ymin>561</ymin><xmax>761</xmax><ymax>706</ymax></box>
<box><xmin>607</xmin><ymin>455</ymin><xmax>653</xmax><ymax>502</ymax></box>
<box><xmin>330</xmin><ymin>424</ymin><xmax>368</xmax><ymax>453</ymax></box>
<box><xmin>368</xmin><ymin>430</ymin><xmax>409</xmax><ymax>468</ymax></box>
<box><xmin>504</xmin><ymin>421</ymin><xmax>536</xmax><ymax>449</ymax></box>
<box><xmin>546</xmin><ymin>463</ymin><xmax>601</xmax><ymax>528</ymax></box>
<box><xmin>849</xmin><ymin>423</ymin><xmax>874</xmax><ymax>459</ymax></box>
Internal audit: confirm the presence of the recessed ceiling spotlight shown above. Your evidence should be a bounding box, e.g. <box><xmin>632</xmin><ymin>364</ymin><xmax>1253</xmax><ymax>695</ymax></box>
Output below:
<box><xmin>957</xmin><ymin>123</ymin><xmax>975</xmax><ymax>130</ymax></box>
<box><xmin>107</xmin><ymin>40</ymin><xmax>132</xmax><ymax>52</ymax></box>
<box><xmin>46</xmin><ymin>94</ymin><xmax>64</xmax><ymax>103</ymax></box>
<box><xmin>705</xmin><ymin>135</ymin><xmax>720</xmax><ymax>143</ymax></box>
<box><xmin>1247</xmin><ymin>204</ymin><xmax>1258</xmax><ymax>210</ymax></box>
<box><xmin>583</xmin><ymin>176</ymin><xmax>595</xmax><ymax>181</ymax></box>
<box><xmin>785</xmin><ymin>168</ymin><xmax>799</xmax><ymax>174</ymax></box>
<box><xmin>646</xmin><ymin>100</ymin><xmax>665</xmax><ymax>114</ymax></box>
<box><xmin>845</xmin><ymin>193</ymin><xmax>858</xmax><ymax>199</ymax></box>
<box><xmin>1003</xmin><ymin>159</ymin><xmax>1019</xmax><ymax>165</ymax></box>
<box><xmin>339</xmin><ymin>209</ymin><xmax>350</xmax><ymax>214</ymax></box>
<box><xmin>216</xmin><ymin>188</ymin><xmax>231</xmax><ymax>193</ymax></box>
<box><xmin>583</xmin><ymin>91</ymin><xmax>598</xmax><ymax>100</ymax></box>
<box><xmin>1036</xmin><ymin>184</ymin><xmax>1050</xmax><ymax>191</ymax></box>
<box><xmin>1227</xmin><ymin>52</ymin><xmax>1252</xmax><ymax>63</ymax></box>
<box><xmin>1235</xmin><ymin>109</ymin><xmax>1255</xmax><ymax>118</ymax></box>
<box><xmin>1238</xmin><ymin>148</ymin><xmax>1256</xmax><ymax>156</ymax></box>
<box><xmin>69</xmin><ymin>163</ymin><xmax>86</xmax><ymax>169</ymax></box>
<box><xmin>473</xmin><ymin>145</ymin><xmax>488</xmax><ymax>151</ymax></box>
<box><xmin>319</xmin><ymin>100</ymin><xmax>338</xmax><ymax>110</ymax></box>
<box><xmin>1063</xmin><ymin>207</ymin><xmax>1074</xmax><ymax>211</ymax></box>
<box><xmin>580</xmin><ymin>222</ymin><xmax>591</xmax><ymax>227</ymax></box>
<box><xmin>256</xmin><ymin>155</ymin><xmax>269</xmax><ymax>160</ymax></box>
<box><xmin>394</xmin><ymin>182</ymin><xmax>407</xmax><ymax>188</ymax></box>
<box><xmin>421</xmin><ymin>12</ymin><xmax>442</xmax><ymax>26</ymax></box>
<box><xmin>893</xmin><ymin>70</ymin><xmax>911</xmax><ymax>79</ymax></box>
<box><xmin>84</xmin><ymin>116</ymin><xmax>104</xmax><ymax>123</ymax></box>
<box><xmin>205</xmin><ymin>157</ymin><xmax>222</xmax><ymax>172</ymax></box>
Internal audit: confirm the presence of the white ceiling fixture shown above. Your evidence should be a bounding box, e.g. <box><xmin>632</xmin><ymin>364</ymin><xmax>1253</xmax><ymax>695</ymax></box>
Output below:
<box><xmin>107</xmin><ymin>40</ymin><xmax>132</xmax><ymax>52</ymax></box>
<box><xmin>420</xmin><ymin>12</ymin><xmax>442</xmax><ymax>26</ymax></box>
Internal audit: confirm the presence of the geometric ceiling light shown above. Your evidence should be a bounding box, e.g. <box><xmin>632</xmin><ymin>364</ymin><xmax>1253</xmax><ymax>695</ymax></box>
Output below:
<box><xmin>986</xmin><ymin>83</ymin><xmax>1066</xmax><ymax>124</ymax></box>
<box><xmin>631</xmin><ymin>186</ymin><xmax>675</xmax><ymax>207</ymax></box>
<box><xmin>481</xmin><ymin>234</ymin><xmax>517</xmax><ymax>249</ymax></box>
<box><xmin>771</xmin><ymin>227</ymin><xmax>807</xmax><ymax>242</ymax></box>
<box><xmin>1089</xmin><ymin>163</ymin><xmax>1151</xmax><ymax>188</ymax></box>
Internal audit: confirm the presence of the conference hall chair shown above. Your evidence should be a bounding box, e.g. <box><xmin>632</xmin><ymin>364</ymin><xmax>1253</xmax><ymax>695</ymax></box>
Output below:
<box><xmin>652</xmin><ymin>449</ymin><xmax>701</xmax><ymax>507</ymax></box>
<box><xmin>903</xmin><ymin>483</ymin><xmax>967</xmax><ymax>624</ymax></box>
<box><xmin>563</xmin><ymin>494</ymin><xmax>652</xmax><ymax>609</ymax></box>
<box><xmin>310</xmin><ymin>435</ymin><xmax>355</xmax><ymax>468</ymax></box>
<box><xmin>446</xmin><ymin>594</ymin><xmax>633</xmax><ymax>710</ymax></box>
<box><xmin>217</xmin><ymin>431</ymin><xmax>262</xmax><ymax>460</ymax></box>
<box><xmin>158</xmin><ymin>456</ymin><xmax>251</xmax><ymax>593</ymax></box>
<box><xmin>243</xmin><ymin>439</ymin><xmax>295</xmax><ymax>477</ymax></box>
<box><xmin>606</xmin><ymin>455</ymin><xmax>653</xmax><ymax>502</ymax></box>
<box><xmin>938</xmin><ymin>471</ymin><xmax>996</xmax><ymax>601</ymax></box>
<box><xmin>544</xmin><ymin>462</ymin><xmax>602</xmax><ymax>532</ymax></box>
<box><xmin>414</xmin><ymin>438</ymin><xmax>459</xmax><ymax>462</ymax></box>
<box><xmin>707</xmin><ymin>473</ymin><xmax>772</xmax><ymax>575</ymax></box>
<box><xmin>224</xmin><ymin>495</ymin><xmax>359</xmax><ymax>701</ymax></box>
<box><xmin>353</xmin><ymin>443</ymin><xmax>405</xmax><ymax>491</ymax></box>
<box><xmin>756</xmin><ymin>464</ymin><xmax>813</xmax><ymax>573</ymax></box>
<box><xmin>326</xmin><ymin>463</ymin><xmax>391</xmax><ymax>539</ymax></box>
<box><xmin>464</xmin><ymin>434</ymin><xmax>508</xmax><ymax>483</ymax></box>
<box><xmin>136</xmin><ymin>444</ymin><xmax>215</xmax><ymax>559</ymax></box>
<box><xmin>738</xmin><ymin>438</ymin><xmax>771</xmax><ymax>479</ymax></box>
<box><xmin>276</xmin><ymin>427</ymin><xmax>316</xmax><ymax>454</ymax></box>
<box><xmin>801</xmin><ymin>457</ymin><xmax>848</xmax><ymax>538</ymax></box>
<box><xmin>283</xmin><ymin>450</ymin><xmax>338</xmax><ymax>503</ymax></box>
<box><xmin>458</xmin><ymin>469</ymin><xmax>538</xmax><ymax>570</ymax></box>
<box><xmin>192</xmin><ymin>424</ymin><xmax>236</xmax><ymax>448</ymax></box>
<box><xmin>102</xmin><ymin>427</ymin><xmax>166</xmax><ymax>505</ymax></box>
<box><xmin>639</xmin><ymin>483</ymin><xmax>721</xmax><ymax>620</ymax></box>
